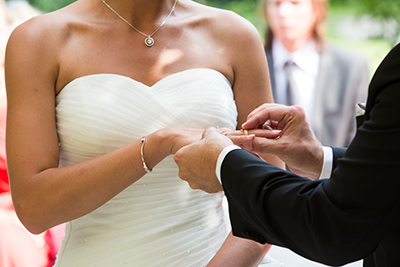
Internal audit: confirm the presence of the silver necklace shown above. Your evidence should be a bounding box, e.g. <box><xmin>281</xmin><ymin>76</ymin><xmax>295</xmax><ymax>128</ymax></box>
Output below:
<box><xmin>101</xmin><ymin>0</ymin><xmax>177</xmax><ymax>47</ymax></box>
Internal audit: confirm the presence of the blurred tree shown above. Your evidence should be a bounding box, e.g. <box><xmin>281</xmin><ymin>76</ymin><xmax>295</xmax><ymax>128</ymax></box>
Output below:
<box><xmin>10</xmin><ymin>0</ymin><xmax>399</xmax><ymax>45</ymax></box>
<box><xmin>356</xmin><ymin>0</ymin><xmax>400</xmax><ymax>44</ymax></box>
<box><xmin>25</xmin><ymin>0</ymin><xmax>75</xmax><ymax>12</ymax></box>
<box><xmin>330</xmin><ymin>0</ymin><xmax>349</xmax><ymax>4</ymax></box>
<box><xmin>194</xmin><ymin>0</ymin><xmax>262</xmax><ymax>32</ymax></box>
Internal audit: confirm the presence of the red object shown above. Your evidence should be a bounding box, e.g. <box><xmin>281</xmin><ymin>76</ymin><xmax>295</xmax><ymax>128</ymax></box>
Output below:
<box><xmin>0</xmin><ymin>158</ymin><xmax>9</xmax><ymax>194</ymax></box>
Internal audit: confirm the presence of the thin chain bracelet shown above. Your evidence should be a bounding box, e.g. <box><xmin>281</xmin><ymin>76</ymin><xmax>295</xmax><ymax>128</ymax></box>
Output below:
<box><xmin>140</xmin><ymin>136</ymin><xmax>152</xmax><ymax>173</ymax></box>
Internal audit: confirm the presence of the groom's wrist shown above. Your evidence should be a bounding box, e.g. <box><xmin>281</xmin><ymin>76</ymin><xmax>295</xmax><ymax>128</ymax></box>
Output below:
<box><xmin>215</xmin><ymin>145</ymin><xmax>241</xmax><ymax>184</ymax></box>
<box><xmin>318</xmin><ymin>146</ymin><xmax>333</xmax><ymax>179</ymax></box>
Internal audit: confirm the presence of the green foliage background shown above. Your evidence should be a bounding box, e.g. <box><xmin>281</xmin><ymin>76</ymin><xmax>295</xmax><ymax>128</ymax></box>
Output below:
<box><xmin>8</xmin><ymin>0</ymin><xmax>397</xmax><ymax>74</ymax></box>
<box><xmin>25</xmin><ymin>0</ymin><xmax>76</xmax><ymax>12</ymax></box>
<box><xmin>19</xmin><ymin>0</ymin><xmax>400</xmax><ymax>44</ymax></box>
<box><xmin>12</xmin><ymin>0</ymin><xmax>400</xmax><ymax>22</ymax></box>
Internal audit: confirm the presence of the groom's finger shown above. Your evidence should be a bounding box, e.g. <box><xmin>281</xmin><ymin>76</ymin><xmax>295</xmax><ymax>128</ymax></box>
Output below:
<box><xmin>242</xmin><ymin>105</ymin><xmax>290</xmax><ymax>130</ymax></box>
<box><xmin>243</xmin><ymin>105</ymin><xmax>305</xmax><ymax>131</ymax></box>
<box><xmin>246</xmin><ymin>103</ymin><xmax>282</xmax><ymax>120</ymax></box>
<box><xmin>202</xmin><ymin>126</ymin><xmax>215</xmax><ymax>139</ymax></box>
<box><xmin>203</xmin><ymin>127</ymin><xmax>235</xmax><ymax>148</ymax></box>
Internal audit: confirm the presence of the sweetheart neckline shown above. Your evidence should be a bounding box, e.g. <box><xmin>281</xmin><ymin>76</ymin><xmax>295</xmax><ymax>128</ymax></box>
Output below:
<box><xmin>58</xmin><ymin>68</ymin><xmax>231</xmax><ymax>96</ymax></box>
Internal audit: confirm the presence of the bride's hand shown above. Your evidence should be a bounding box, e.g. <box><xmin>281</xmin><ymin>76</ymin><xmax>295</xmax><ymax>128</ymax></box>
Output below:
<box><xmin>167</xmin><ymin>128</ymin><xmax>204</xmax><ymax>155</ymax></box>
<box><xmin>210</xmin><ymin>128</ymin><xmax>256</xmax><ymax>151</ymax></box>
<box><xmin>224</xmin><ymin>130</ymin><xmax>254</xmax><ymax>150</ymax></box>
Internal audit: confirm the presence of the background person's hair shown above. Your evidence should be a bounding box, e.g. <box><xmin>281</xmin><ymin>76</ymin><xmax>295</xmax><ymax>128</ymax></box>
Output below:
<box><xmin>261</xmin><ymin>0</ymin><xmax>328</xmax><ymax>52</ymax></box>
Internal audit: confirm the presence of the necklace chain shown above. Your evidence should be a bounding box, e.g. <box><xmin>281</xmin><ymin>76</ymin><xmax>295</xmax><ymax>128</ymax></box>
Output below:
<box><xmin>101</xmin><ymin>0</ymin><xmax>177</xmax><ymax>47</ymax></box>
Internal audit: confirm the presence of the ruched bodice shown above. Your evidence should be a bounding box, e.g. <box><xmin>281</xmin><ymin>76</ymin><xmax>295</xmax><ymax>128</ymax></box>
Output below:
<box><xmin>54</xmin><ymin>69</ymin><xmax>238</xmax><ymax>266</ymax></box>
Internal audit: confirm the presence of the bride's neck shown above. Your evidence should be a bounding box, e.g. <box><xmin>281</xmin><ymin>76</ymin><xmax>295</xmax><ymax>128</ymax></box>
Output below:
<box><xmin>101</xmin><ymin>0</ymin><xmax>176</xmax><ymax>27</ymax></box>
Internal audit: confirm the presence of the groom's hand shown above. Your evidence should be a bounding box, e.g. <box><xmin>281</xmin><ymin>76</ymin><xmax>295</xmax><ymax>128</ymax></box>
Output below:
<box><xmin>242</xmin><ymin>104</ymin><xmax>324</xmax><ymax>180</ymax></box>
<box><xmin>174</xmin><ymin>127</ymin><xmax>232</xmax><ymax>193</ymax></box>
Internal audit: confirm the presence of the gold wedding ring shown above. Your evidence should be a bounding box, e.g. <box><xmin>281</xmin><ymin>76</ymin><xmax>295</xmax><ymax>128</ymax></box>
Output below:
<box><xmin>243</xmin><ymin>129</ymin><xmax>249</xmax><ymax>135</ymax></box>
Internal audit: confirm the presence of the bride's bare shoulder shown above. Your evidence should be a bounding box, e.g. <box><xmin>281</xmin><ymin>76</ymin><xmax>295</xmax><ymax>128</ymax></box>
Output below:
<box><xmin>183</xmin><ymin>1</ymin><xmax>261</xmax><ymax>45</ymax></box>
<box><xmin>8</xmin><ymin>2</ymin><xmax>89</xmax><ymax>49</ymax></box>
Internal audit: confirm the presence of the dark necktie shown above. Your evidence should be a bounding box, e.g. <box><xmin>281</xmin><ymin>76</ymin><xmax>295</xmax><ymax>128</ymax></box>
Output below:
<box><xmin>284</xmin><ymin>60</ymin><xmax>298</xmax><ymax>106</ymax></box>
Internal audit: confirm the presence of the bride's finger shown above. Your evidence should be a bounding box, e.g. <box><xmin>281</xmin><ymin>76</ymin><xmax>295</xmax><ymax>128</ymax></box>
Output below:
<box><xmin>227</xmin><ymin>134</ymin><xmax>255</xmax><ymax>145</ymax></box>
<box><xmin>225</xmin><ymin>129</ymin><xmax>281</xmax><ymax>139</ymax></box>
<box><xmin>249</xmin><ymin>129</ymin><xmax>281</xmax><ymax>138</ymax></box>
<box><xmin>225</xmin><ymin>130</ymin><xmax>247</xmax><ymax>136</ymax></box>
<box><xmin>216</xmin><ymin>128</ymin><xmax>232</xmax><ymax>135</ymax></box>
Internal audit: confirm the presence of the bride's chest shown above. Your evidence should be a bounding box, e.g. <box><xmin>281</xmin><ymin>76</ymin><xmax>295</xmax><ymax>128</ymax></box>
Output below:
<box><xmin>55</xmin><ymin>71</ymin><xmax>238</xmax><ymax>153</ymax></box>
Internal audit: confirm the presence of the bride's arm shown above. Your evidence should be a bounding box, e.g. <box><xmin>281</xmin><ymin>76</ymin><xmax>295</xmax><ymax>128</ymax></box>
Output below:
<box><xmin>225</xmin><ymin>19</ymin><xmax>283</xmax><ymax>170</ymax></box>
<box><xmin>206</xmin><ymin>9</ymin><xmax>283</xmax><ymax>266</ymax></box>
<box><xmin>207</xmin><ymin>232</ymin><xmax>270</xmax><ymax>267</ymax></box>
<box><xmin>5</xmin><ymin>20</ymin><xmax>201</xmax><ymax>234</ymax></box>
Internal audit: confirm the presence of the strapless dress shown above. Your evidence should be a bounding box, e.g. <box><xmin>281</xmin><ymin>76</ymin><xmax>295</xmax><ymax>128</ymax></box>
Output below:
<box><xmin>54</xmin><ymin>68</ymin><xmax>283</xmax><ymax>266</ymax></box>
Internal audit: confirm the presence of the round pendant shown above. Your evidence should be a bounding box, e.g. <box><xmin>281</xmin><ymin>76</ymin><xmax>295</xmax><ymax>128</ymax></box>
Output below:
<box><xmin>145</xmin><ymin>36</ymin><xmax>154</xmax><ymax>47</ymax></box>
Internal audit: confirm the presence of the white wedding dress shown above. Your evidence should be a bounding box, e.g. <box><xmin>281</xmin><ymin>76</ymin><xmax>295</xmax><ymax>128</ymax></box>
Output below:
<box><xmin>54</xmin><ymin>68</ymin><xmax>284</xmax><ymax>267</ymax></box>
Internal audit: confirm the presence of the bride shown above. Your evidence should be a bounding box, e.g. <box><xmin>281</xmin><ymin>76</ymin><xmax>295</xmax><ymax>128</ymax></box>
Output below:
<box><xmin>5</xmin><ymin>0</ymin><xmax>284</xmax><ymax>266</ymax></box>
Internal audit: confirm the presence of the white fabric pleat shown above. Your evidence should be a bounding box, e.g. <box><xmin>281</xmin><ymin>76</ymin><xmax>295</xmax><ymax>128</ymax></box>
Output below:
<box><xmin>54</xmin><ymin>69</ymin><xmax>238</xmax><ymax>266</ymax></box>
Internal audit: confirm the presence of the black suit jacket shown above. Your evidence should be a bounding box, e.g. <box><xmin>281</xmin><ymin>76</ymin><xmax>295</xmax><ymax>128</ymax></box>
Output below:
<box><xmin>221</xmin><ymin>43</ymin><xmax>400</xmax><ymax>267</ymax></box>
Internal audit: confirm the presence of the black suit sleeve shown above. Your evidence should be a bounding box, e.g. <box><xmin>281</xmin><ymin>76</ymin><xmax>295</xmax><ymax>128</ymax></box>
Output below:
<box><xmin>331</xmin><ymin>146</ymin><xmax>345</xmax><ymax>170</ymax></box>
<box><xmin>221</xmin><ymin>43</ymin><xmax>400</xmax><ymax>266</ymax></box>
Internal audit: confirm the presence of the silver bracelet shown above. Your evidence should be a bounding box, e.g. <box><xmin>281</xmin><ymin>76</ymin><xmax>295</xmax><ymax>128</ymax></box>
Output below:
<box><xmin>140</xmin><ymin>136</ymin><xmax>152</xmax><ymax>173</ymax></box>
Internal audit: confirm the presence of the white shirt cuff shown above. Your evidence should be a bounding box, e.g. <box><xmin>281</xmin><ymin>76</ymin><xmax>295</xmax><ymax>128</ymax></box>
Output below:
<box><xmin>319</xmin><ymin>146</ymin><xmax>333</xmax><ymax>179</ymax></box>
<box><xmin>216</xmin><ymin>145</ymin><xmax>241</xmax><ymax>184</ymax></box>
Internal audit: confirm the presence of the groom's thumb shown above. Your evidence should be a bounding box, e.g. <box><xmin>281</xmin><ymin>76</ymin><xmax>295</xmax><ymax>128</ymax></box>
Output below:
<box><xmin>202</xmin><ymin>127</ymin><xmax>218</xmax><ymax>139</ymax></box>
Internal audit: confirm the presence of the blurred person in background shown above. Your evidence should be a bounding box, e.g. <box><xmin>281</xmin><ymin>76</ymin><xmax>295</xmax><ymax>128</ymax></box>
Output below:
<box><xmin>262</xmin><ymin>0</ymin><xmax>369</xmax><ymax>147</ymax></box>
<box><xmin>261</xmin><ymin>0</ymin><xmax>368</xmax><ymax>265</ymax></box>
<box><xmin>0</xmin><ymin>1</ymin><xmax>63</xmax><ymax>266</ymax></box>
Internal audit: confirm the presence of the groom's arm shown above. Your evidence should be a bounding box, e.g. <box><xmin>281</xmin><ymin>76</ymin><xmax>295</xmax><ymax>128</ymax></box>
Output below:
<box><xmin>331</xmin><ymin>146</ymin><xmax>346</xmax><ymax>170</ymax></box>
<box><xmin>220</xmin><ymin>147</ymin><xmax>380</xmax><ymax>266</ymax></box>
